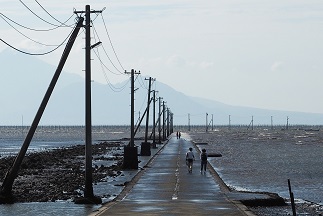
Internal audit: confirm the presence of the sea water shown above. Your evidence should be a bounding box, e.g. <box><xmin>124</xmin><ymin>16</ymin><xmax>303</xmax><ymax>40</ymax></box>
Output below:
<box><xmin>190</xmin><ymin>126</ymin><xmax>323</xmax><ymax>206</ymax></box>
<box><xmin>0</xmin><ymin>126</ymin><xmax>138</xmax><ymax>216</ymax></box>
<box><xmin>1</xmin><ymin>125</ymin><xmax>322</xmax><ymax>215</ymax></box>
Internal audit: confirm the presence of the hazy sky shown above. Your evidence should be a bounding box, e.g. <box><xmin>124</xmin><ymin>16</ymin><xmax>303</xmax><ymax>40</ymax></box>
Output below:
<box><xmin>1</xmin><ymin>1</ymin><xmax>323</xmax><ymax>114</ymax></box>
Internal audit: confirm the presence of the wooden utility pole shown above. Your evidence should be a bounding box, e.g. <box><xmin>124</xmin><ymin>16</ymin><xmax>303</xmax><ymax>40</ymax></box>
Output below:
<box><xmin>141</xmin><ymin>77</ymin><xmax>153</xmax><ymax>156</ymax></box>
<box><xmin>166</xmin><ymin>108</ymin><xmax>170</xmax><ymax>137</ymax></box>
<box><xmin>188</xmin><ymin>113</ymin><xmax>190</xmax><ymax>131</ymax></box>
<box><xmin>0</xmin><ymin>17</ymin><xmax>84</xmax><ymax>204</ymax></box>
<box><xmin>74</xmin><ymin>5</ymin><xmax>103</xmax><ymax>204</ymax></box>
<box><xmin>152</xmin><ymin>90</ymin><xmax>156</xmax><ymax>147</ymax></box>
<box><xmin>206</xmin><ymin>113</ymin><xmax>208</xmax><ymax>133</ymax></box>
<box><xmin>144</xmin><ymin>77</ymin><xmax>152</xmax><ymax>143</ymax></box>
<box><xmin>271</xmin><ymin>116</ymin><xmax>273</xmax><ymax>130</ymax></box>
<box><xmin>170</xmin><ymin>112</ymin><xmax>174</xmax><ymax>134</ymax></box>
<box><xmin>229</xmin><ymin>115</ymin><xmax>231</xmax><ymax>130</ymax></box>
<box><xmin>158</xmin><ymin>97</ymin><xmax>163</xmax><ymax>143</ymax></box>
<box><xmin>212</xmin><ymin>114</ymin><xmax>214</xmax><ymax>131</ymax></box>
<box><xmin>123</xmin><ymin>69</ymin><xmax>140</xmax><ymax>169</ymax></box>
<box><xmin>162</xmin><ymin>101</ymin><xmax>166</xmax><ymax>140</ymax></box>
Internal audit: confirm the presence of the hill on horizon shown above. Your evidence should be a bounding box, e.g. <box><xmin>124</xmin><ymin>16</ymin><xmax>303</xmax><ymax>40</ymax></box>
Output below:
<box><xmin>1</xmin><ymin>49</ymin><xmax>323</xmax><ymax>126</ymax></box>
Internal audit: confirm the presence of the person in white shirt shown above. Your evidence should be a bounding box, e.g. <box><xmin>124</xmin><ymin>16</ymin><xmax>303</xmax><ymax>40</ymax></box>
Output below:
<box><xmin>185</xmin><ymin>147</ymin><xmax>195</xmax><ymax>173</ymax></box>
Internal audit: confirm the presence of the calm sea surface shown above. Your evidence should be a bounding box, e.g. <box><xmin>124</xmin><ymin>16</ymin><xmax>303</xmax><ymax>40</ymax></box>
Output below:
<box><xmin>188</xmin><ymin>126</ymin><xmax>323</xmax><ymax>206</ymax></box>
<box><xmin>0</xmin><ymin>126</ymin><xmax>322</xmax><ymax>215</ymax></box>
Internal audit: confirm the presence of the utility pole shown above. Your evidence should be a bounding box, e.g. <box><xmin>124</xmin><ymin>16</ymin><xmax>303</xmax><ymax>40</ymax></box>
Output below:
<box><xmin>206</xmin><ymin>113</ymin><xmax>208</xmax><ymax>133</ymax></box>
<box><xmin>188</xmin><ymin>113</ymin><xmax>190</xmax><ymax>131</ymax></box>
<box><xmin>158</xmin><ymin>97</ymin><xmax>163</xmax><ymax>143</ymax></box>
<box><xmin>138</xmin><ymin>111</ymin><xmax>141</xmax><ymax>131</ymax></box>
<box><xmin>152</xmin><ymin>90</ymin><xmax>157</xmax><ymax>148</ymax></box>
<box><xmin>229</xmin><ymin>115</ymin><xmax>231</xmax><ymax>130</ymax></box>
<box><xmin>170</xmin><ymin>112</ymin><xmax>174</xmax><ymax>134</ymax></box>
<box><xmin>271</xmin><ymin>116</ymin><xmax>273</xmax><ymax>130</ymax></box>
<box><xmin>0</xmin><ymin>16</ymin><xmax>84</xmax><ymax>203</ymax></box>
<box><xmin>123</xmin><ymin>69</ymin><xmax>140</xmax><ymax>169</ymax></box>
<box><xmin>141</xmin><ymin>77</ymin><xmax>153</xmax><ymax>156</ymax></box>
<box><xmin>162</xmin><ymin>101</ymin><xmax>166</xmax><ymax>140</ymax></box>
<box><xmin>166</xmin><ymin>108</ymin><xmax>170</xmax><ymax>137</ymax></box>
<box><xmin>212</xmin><ymin>114</ymin><xmax>214</xmax><ymax>131</ymax></box>
<box><xmin>74</xmin><ymin>5</ymin><xmax>103</xmax><ymax>204</ymax></box>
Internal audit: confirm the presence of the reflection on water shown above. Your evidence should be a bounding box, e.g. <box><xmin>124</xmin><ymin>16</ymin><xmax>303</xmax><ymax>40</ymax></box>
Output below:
<box><xmin>2</xmin><ymin>202</ymin><xmax>99</xmax><ymax>216</ymax></box>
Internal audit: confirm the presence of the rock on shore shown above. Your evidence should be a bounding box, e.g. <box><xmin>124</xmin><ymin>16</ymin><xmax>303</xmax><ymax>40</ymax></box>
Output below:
<box><xmin>0</xmin><ymin>141</ymin><xmax>124</xmax><ymax>203</ymax></box>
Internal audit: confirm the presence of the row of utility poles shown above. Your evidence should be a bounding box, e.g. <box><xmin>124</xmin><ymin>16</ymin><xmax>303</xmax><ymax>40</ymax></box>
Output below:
<box><xmin>123</xmin><ymin>69</ymin><xmax>174</xmax><ymax>169</ymax></box>
<box><xmin>0</xmin><ymin>4</ymin><xmax>174</xmax><ymax>205</ymax></box>
<box><xmin>187</xmin><ymin>113</ymin><xmax>291</xmax><ymax>132</ymax></box>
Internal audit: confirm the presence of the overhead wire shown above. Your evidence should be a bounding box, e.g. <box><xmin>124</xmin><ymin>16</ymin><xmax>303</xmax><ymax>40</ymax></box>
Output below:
<box><xmin>138</xmin><ymin>75</ymin><xmax>148</xmax><ymax>90</ymax></box>
<box><xmin>93</xmin><ymin>48</ymin><xmax>130</xmax><ymax>92</ymax></box>
<box><xmin>34</xmin><ymin>0</ymin><xmax>75</xmax><ymax>27</ymax></box>
<box><xmin>0</xmin><ymin>12</ymin><xmax>75</xmax><ymax>32</ymax></box>
<box><xmin>91</xmin><ymin>21</ymin><xmax>124</xmax><ymax>75</ymax></box>
<box><xmin>91</xmin><ymin>27</ymin><xmax>129</xmax><ymax>92</ymax></box>
<box><xmin>19</xmin><ymin>0</ymin><xmax>64</xmax><ymax>27</ymax></box>
<box><xmin>0</xmin><ymin>13</ymin><xmax>71</xmax><ymax>47</ymax></box>
<box><xmin>100</xmin><ymin>13</ymin><xmax>125</xmax><ymax>71</ymax></box>
<box><xmin>0</xmin><ymin>17</ymin><xmax>82</xmax><ymax>55</ymax></box>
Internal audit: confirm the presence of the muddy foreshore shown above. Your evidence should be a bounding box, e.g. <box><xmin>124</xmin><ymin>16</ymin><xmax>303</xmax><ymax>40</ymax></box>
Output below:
<box><xmin>0</xmin><ymin>141</ymin><xmax>124</xmax><ymax>203</ymax></box>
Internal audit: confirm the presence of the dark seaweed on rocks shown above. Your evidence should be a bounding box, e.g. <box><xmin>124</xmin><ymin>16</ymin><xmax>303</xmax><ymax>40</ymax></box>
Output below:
<box><xmin>0</xmin><ymin>141</ymin><xmax>124</xmax><ymax>202</ymax></box>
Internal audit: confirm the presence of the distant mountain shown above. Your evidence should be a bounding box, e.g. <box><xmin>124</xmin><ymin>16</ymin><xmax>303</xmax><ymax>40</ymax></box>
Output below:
<box><xmin>1</xmin><ymin>49</ymin><xmax>323</xmax><ymax>125</ymax></box>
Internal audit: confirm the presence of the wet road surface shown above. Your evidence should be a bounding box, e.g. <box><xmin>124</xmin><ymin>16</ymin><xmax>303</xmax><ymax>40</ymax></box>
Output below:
<box><xmin>91</xmin><ymin>133</ymin><xmax>251</xmax><ymax>215</ymax></box>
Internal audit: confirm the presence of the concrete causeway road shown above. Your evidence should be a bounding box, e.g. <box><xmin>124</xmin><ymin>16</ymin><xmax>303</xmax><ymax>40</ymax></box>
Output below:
<box><xmin>91</xmin><ymin>133</ymin><xmax>253</xmax><ymax>216</ymax></box>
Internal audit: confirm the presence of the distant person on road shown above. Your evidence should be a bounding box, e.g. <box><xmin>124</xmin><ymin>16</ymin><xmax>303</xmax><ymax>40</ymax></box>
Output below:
<box><xmin>179</xmin><ymin>131</ymin><xmax>181</xmax><ymax>139</ymax></box>
<box><xmin>186</xmin><ymin>147</ymin><xmax>195</xmax><ymax>173</ymax></box>
<box><xmin>200</xmin><ymin>148</ymin><xmax>208</xmax><ymax>173</ymax></box>
<box><xmin>176</xmin><ymin>131</ymin><xmax>179</xmax><ymax>139</ymax></box>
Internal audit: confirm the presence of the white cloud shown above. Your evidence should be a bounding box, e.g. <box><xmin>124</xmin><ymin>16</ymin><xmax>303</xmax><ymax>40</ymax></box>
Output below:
<box><xmin>199</xmin><ymin>61</ymin><xmax>214</xmax><ymax>69</ymax></box>
<box><xmin>271</xmin><ymin>61</ymin><xmax>283</xmax><ymax>72</ymax></box>
<box><xmin>166</xmin><ymin>55</ymin><xmax>186</xmax><ymax>67</ymax></box>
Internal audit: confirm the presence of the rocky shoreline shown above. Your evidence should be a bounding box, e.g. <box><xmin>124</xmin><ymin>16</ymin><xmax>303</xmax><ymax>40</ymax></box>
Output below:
<box><xmin>0</xmin><ymin>141</ymin><xmax>124</xmax><ymax>203</ymax></box>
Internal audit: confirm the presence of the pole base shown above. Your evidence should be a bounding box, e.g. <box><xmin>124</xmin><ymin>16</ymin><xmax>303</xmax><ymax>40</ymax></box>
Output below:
<box><xmin>151</xmin><ymin>142</ymin><xmax>157</xmax><ymax>149</ymax></box>
<box><xmin>74</xmin><ymin>195</ymin><xmax>102</xmax><ymax>204</ymax></box>
<box><xmin>140</xmin><ymin>142</ymin><xmax>151</xmax><ymax>156</ymax></box>
<box><xmin>0</xmin><ymin>193</ymin><xmax>15</xmax><ymax>204</ymax></box>
<box><xmin>123</xmin><ymin>146</ymin><xmax>138</xmax><ymax>169</ymax></box>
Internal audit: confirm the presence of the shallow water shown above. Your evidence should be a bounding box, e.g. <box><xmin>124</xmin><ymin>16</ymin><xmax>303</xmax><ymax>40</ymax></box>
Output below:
<box><xmin>189</xmin><ymin>126</ymin><xmax>323</xmax><ymax>205</ymax></box>
<box><xmin>0</xmin><ymin>126</ymin><xmax>148</xmax><ymax>216</ymax></box>
<box><xmin>1</xmin><ymin>125</ymin><xmax>322</xmax><ymax>215</ymax></box>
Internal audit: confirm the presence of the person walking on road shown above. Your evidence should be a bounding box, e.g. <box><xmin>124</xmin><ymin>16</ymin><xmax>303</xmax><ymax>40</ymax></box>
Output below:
<box><xmin>186</xmin><ymin>147</ymin><xmax>195</xmax><ymax>173</ymax></box>
<box><xmin>200</xmin><ymin>148</ymin><xmax>208</xmax><ymax>174</ymax></box>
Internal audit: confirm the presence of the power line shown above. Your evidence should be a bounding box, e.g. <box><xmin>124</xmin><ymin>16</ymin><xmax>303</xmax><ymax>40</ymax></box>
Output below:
<box><xmin>93</xmin><ymin>48</ymin><xmax>124</xmax><ymax>76</ymax></box>
<box><xmin>91</xmin><ymin>21</ymin><xmax>124</xmax><ymax>75</ymax></box>
<box><xmin>93</xmin><ymin>48</ymin><xmax>129</xmax><ymax>92</ymax></box>
<box><xmin>0</xmin><ymin>24</ymin><xmax>76</xmax><ymax>55</ymax></box>
<box><xmin>0</xmin><ymin>12</ymin><xmax>75</xmax><ymax>32</ymax></box>
<box><xmin>92</xmin><ymin>35</ymin><xmax>128</xmax><ymax>92</ymax></box>
<box><xmin>0</xmin><ymin>13</ymin><xmax>70</xmax><ymax>47</ymax></box>
<box><xmin>138</xmin><ymin>75</ymin><xmax>148</xmax><ymax>90</ymax></box>
<box><xmin>19</xmin><ymin>0</ymin><xmax>64</xmax><ymax>27</ymax></box>
<box><xmin>34</xmin><ymin>0</ymin><xmax>75</xmax><ymax>27</ymax></box>
<box><xmin>100</xmin><ymin>13</ymin><xmax>125</xmax><ymax>71</ymax></box>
